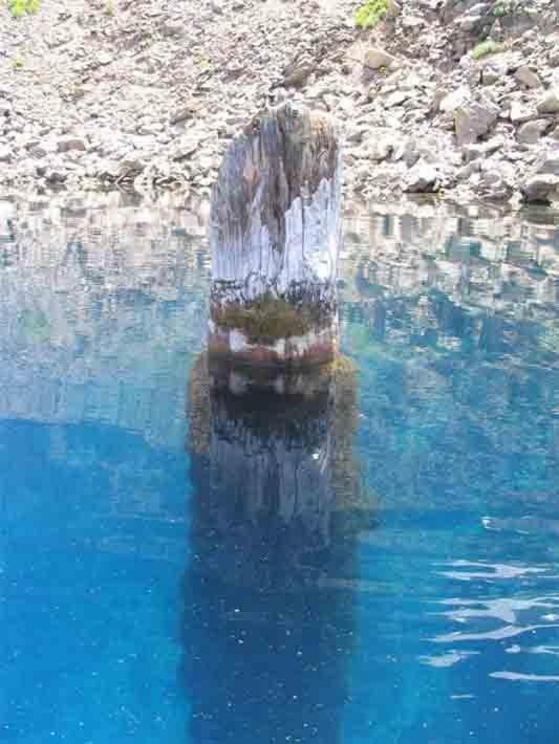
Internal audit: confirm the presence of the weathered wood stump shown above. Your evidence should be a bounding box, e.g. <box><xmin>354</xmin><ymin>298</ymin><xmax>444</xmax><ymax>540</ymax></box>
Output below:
<box><xmin>183</xmin><ymin>110</ymin><xmax>372</xmax><ymax>740</ymax></box>
<box><xmin>208</xmin><ymin>102</ymin><xmax>342</xmax><ymax>367</ymax></box>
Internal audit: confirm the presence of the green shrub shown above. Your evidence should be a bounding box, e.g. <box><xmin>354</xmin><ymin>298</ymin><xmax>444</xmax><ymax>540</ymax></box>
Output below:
<box><xmin>472</xmin><ymin>39</ymin><xmax>504</xmax><ymax>60</ymax></box>
<box><xmin>492</xmin><ymin>2</ymin><xmax>508</xmax><ymax>16</ymax></box>
<box><xmin>355</xmin><ymin>0</ymin><xmax>389</xmax><ymax>29</ymax></box>
<box><xmin>7</xmin><ymin>0</ymin><xmax>40</xmax><ymax>17</ymax></box>
<box><xmin>492</xmin><ymin>0</ymin><xmax>532</xmax><ymax>16</ymax></box>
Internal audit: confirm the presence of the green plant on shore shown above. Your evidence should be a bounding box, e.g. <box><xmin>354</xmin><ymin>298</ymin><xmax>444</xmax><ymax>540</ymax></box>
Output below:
<box><xmin>195</xmin><ymin>54</ymin><xmax>213</xmax><ymax>71</ymax></box>
<box><xmin>355</xmin><ymin>0</ymin><xmax>389</xmax><ymax>29</ymax></box>
<box><xmin>492</xmin><ymin>0</ymin><xmax>531</xmax><ymax>16</ymax></box>
<box><xmin>7</xmin><ymin>0</ymin><xmax>40</xmax><ymax>18</ymax></box>
<box><xmin>12</xmin><ymin>55</ymin><xmax>25</xmax><ymax>69</ymax></box>
<box><xmin>472</xmin><ymin>39</ymin><xmax>504</xmax><ymax>60</ymax></box>
<box><xmin>492</xmin><ymin>1</ymin><xmax>508</xmax><ymax>16</ymax></box>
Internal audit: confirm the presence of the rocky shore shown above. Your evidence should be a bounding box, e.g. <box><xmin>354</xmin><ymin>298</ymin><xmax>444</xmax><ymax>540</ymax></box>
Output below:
<box><xmin>1</xmin><ymin>0</ymin><xmax>559</xmax><ymax>206</ymax></box>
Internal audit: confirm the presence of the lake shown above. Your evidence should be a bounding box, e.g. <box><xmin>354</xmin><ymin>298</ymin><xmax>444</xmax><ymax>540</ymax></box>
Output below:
<box><xmin>2</xmin><ymin>194</ymin><xmax>559</xmax><ymax>743</ymax></box>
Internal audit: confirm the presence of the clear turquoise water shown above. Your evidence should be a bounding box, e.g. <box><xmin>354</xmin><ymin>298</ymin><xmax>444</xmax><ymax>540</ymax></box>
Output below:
<box><xmin>2</xmin><ymin>199</ymin><xmax>559</xmax><ymax>743</ymax></box>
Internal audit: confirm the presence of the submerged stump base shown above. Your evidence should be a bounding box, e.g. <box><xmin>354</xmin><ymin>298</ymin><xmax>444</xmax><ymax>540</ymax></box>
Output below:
<box><xmin>208</xmin><ymin>321</ymin><xmax>338</xmax><ymax>368</ymax></box>
<box><xmin>188</xmin><ymin>351</ymin><xmax>371</xmax><ymax>552</ymax></box>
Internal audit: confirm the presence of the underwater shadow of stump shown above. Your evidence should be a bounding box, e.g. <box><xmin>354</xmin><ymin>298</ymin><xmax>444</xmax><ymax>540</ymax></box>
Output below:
<box><xmin>181</xmin><ymin>356</ymin><xmax>375</xmax><ymax>743</ymax></box>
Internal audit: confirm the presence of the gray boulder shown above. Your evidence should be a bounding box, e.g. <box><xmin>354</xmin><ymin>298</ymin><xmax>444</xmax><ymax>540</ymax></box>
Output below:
<box><xmin>510</xmin><ymin>100</ymin><xmax>536</xmax><ymax>124</ymax></box>
<box><xmin>405</xmin><ymin>161</ymin><xmax>441</xmax><ymax>192</ymax></box>
<box><xmin>521</xmin><ymin>174</ymin><xmax>559</xmax><ymax>203</ymax></box>
<box><xmin>537</xmin><ymin>89</ymin><xmax>559</xmax><ymax>114</ymax></box>
<box><xmin>516</xmin><ymin>119</ymin><xmax>551</xmax><ymax>144</ymax></box>
<box><xmin>514</xmin><ymin>66</ymin><xmax>541</xmax><ymax>89</ymax></box>
<box><xmin>461</xmin><ymin>135</ymin><xmax>504</xmax><ymax>162</ymax></box>
<box><xmin>364</xmin><ymin>48</ymin><xmax>397</xmax><ymax>71</ymax></box>
<box><xmin>57</xmin><ymin>137</ymin><xmax>87</xmax><ymax>154</ymax></box>
<box><xmin>439</xmin><ymin>85</ymin><xmax>469</xmax><ymax>113</ymax></box>
<box><xmin>479</xmin><ymin>169</ymin><xmax>512</xmax><ymax>200</ymax></box>
<box><xmin>534</xmin><ymin>150</ymin><xmax>559</xmax><ymax>176</ymax></box>
<box><xmin>454</xmin><ymin>97</ymin><xmax>499</xmax><ymax>145</ymax></box>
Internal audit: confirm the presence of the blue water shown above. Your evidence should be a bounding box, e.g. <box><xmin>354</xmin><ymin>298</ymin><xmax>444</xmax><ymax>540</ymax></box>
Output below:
<box><xmin>2</xmin><ymin>198</ymin><xmax>559</xmax><ymax>743</ymax></box>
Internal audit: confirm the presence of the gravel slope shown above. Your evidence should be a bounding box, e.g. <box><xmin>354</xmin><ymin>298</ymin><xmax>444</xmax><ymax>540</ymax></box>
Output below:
<box><xmin>1</xmin><ymin>0</ymin><xmax>558</xmax><ymax>206</ymax></box>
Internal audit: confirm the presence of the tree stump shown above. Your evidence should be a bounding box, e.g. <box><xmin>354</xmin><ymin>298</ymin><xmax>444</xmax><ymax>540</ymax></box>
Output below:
<box><xmin>208</xmin><ymin>101</ymin><xmax>342</xmax><ymax>367</ymax></box>
<box><xmin>184</xmin><ymin>108</ymin><xmax>373</xmax><ymax>738</ymax></box>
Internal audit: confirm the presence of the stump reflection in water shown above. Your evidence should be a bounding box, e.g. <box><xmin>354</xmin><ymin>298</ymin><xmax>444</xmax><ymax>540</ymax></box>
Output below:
<box><xmin>182</xmin><ymin>356</ymin><xmax>374</xmax><ymax>743</ymax></box>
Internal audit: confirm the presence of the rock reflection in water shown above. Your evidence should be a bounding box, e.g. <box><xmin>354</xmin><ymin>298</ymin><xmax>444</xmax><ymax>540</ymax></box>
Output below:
<box><xmin>342</xmin><ymin>202</ymin><xmax>559</xmax><ymax>359</ymax></box>
<box><xmin>183</xmin><ymin>356</ymin><xmax>373</xmax><ymax>743</ymax></box>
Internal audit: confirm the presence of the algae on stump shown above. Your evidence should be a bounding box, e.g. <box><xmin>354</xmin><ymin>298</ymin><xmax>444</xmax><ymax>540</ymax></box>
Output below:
<box><xmin>209</xmin><ymin>101</ymin><xmax>342</xmax><ymax>367</ymax></box>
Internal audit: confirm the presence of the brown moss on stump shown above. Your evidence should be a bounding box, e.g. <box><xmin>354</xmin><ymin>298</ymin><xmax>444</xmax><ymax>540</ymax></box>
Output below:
<box><xmin>211</xmin><ymin>292</ymin><xmax>333</xmax><ymax>344</ymax></box>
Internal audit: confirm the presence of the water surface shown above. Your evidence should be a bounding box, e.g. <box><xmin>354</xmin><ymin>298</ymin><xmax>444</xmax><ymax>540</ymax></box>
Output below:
<box><xmin>2</xmin><ymin>196</ymin><xmax>559</xmax><ymax>743</ymax></box>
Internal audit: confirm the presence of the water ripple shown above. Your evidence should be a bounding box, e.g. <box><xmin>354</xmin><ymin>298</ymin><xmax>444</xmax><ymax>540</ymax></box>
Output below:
<box><xmin>438</xmin><ymin>560</ymin><xmax>551</xmax><ymax>582</ymax></box>
<box><xmin>420</xmin><ymin>650</ymin><xmax>480</xmax><ymax>668</ymax></box>
<box><xmin>490</xmin><ymin>671</ymin><xmax>559</xmax><ymax>683</ymax></box>
<box><xmin>436</xmin><ymin>596</ymin><xmax>559</xmax><ymax>624</ymax></box>
<box><xmin>433</xmin><ymin>623</ymin><xmax>559</xmax><ymax>644</ymax></box>
<box><xmin>424</xmin><ymin>559</ymin><xmax>559</xmax><ymax>689</ymax></box>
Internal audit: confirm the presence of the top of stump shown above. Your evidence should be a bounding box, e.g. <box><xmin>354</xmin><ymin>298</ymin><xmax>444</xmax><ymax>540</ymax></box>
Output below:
<box><xmin>210</xmin><ymin>101</ymin><xmax>341</xmax><ymax>257</ymax></box>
